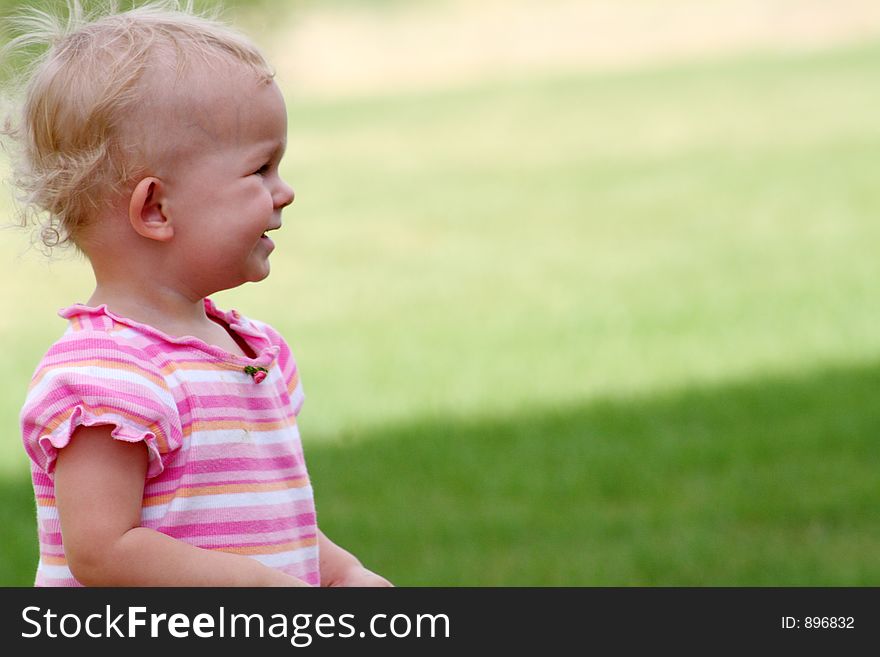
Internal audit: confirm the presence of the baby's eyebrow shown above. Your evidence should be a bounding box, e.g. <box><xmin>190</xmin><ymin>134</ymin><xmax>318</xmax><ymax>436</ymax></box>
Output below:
<box><xmin>253</xmin><ymin>140</ymin><xmax>286</xmax><ymax>160</ymax></box>
<box><xmin>253</xmin><ymin>140</ymin><xmax>287</xmax><ymax>160</ymax></box>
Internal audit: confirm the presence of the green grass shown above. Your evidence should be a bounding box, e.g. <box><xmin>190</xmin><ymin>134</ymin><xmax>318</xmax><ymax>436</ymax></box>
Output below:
<box><xmin>2</xmin><ymin>39</ymin><xmax>880</xmax><ymax>584</ymax></box>
<box><xmin>311</xmin><ymin>361</ymin><xmax>880</xmax><ymax>585</ymax></box>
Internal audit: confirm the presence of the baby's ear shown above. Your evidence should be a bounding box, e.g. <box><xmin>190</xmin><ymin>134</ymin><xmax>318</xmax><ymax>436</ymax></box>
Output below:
<box><xmin>129</xmin><ymin>177</ymin><xmax>173</xmax><ymax>242</ymax></box>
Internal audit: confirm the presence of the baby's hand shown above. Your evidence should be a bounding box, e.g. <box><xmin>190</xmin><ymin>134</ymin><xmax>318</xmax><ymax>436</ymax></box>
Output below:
<box><xmin>330</xmin><ymin>566</ymin><xmax>393</xmax><ymax>587</ymax></box>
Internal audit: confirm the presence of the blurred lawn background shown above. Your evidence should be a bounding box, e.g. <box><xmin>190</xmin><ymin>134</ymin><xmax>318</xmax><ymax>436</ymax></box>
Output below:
<box><xmin>1</xmin><ymin>0</ymin><xmax>880</xmax><ymax>585</ymax></box>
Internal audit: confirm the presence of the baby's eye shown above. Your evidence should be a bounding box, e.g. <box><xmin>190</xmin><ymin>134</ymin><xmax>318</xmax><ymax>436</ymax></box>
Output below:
<box><xmin>252</xmin><ymin>163</ymin><xmax>270</xmax><ymax>176</ymax></box>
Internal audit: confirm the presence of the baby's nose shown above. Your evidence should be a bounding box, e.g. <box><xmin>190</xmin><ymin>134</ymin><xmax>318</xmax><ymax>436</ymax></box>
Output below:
<box><xmin>276</xmin><ymin>181</ymin><xmax>295</xmax><ymax>209</ymax></box>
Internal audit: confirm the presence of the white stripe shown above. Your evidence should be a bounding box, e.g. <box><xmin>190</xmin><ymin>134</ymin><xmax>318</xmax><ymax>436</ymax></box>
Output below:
<box><xmin>113</xmin><ymin>327</ymin><xmax>141</xmax><ymax>340</ymax></box>
<box><xmin>37</xmin><ymin>506</ymin><xmax>59</xmax><ymax>522</ymax></box>
<box><xmin>189</xmin><ymin>425</ymin><xmax>299</xmax><ymax>447</ymax></box>
<box><xmin>250</xmin><ymin>545</ymin><xmax>319</xmax><ymax>568</ymax></box>
<box><xmin>39</xmin><ymin>487</ymin><xmax>314</xmax><ymax>523</ymax></box>
<box><xmin>38</xmin><ymin>482</ymin><xmax>310</xmax><ymax>528</ymax></box>
<box><xmin>36</xmin><ymin>563</ymin><xmax>74</xmax><ymax>579</ymax></box>
<box><xmin>140</xmin><ymin>486</ymin><xmax>314</xmax><ymax>521</ymax></box>
<box><xmin>167</xmin><ymin>367</ymin><xmax>280</xmax><ymax>386</ymax></box>
<box><xmin>36</xmin><ymin>553</ymin><xmax>316</xmax><ymax>582</ymax></box>
<box><xmin>27</xmin><ymin>364</ymin><xmax>176</xmax><ymax>411</ymax></box>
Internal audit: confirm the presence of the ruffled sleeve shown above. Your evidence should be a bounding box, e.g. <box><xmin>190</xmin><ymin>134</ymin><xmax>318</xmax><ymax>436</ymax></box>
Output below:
<box><xmin>20</xmin><ymin>329</ymin><xmax>182</xmax><ymax>479</ymax></box>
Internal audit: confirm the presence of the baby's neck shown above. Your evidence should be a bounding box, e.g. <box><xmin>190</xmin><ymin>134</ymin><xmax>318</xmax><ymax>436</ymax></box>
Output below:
<box><xmin>87</xmin><ymin>285</ymin><xmax>253</xmax><ymax>358</ymax></box>
<box><xmin>89</xmin><ymin>281</ymin><xmax>203</xmax><ymax>322</ymax></box>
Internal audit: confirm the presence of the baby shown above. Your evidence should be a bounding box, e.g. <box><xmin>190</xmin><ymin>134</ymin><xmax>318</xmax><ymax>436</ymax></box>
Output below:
<box><xmin>6</xmin><ymin>1</ymin><xmax>391</xmax><ymax>587</ymax></box>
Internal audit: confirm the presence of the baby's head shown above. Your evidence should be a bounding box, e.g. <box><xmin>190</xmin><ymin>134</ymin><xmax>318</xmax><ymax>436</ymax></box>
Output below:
<box><xmin>3</xmin><ymin>1</ymin><xmax>284</xmax><ymax>257</ymax></box>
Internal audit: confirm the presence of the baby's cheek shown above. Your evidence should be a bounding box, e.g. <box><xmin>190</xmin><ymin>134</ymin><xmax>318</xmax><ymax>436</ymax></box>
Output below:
<box><xmin>257</xmin><ymin>190</ymin><xmax>275</xmax><ymax>214</ymax></box>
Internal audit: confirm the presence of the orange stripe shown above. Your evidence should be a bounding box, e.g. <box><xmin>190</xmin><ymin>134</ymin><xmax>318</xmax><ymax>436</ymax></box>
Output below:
<box><xmin>32</xmin><ymin>358</ymin><xmax>167</xmax><ymax>389</ymax></box>
<box><xmin>187</xmin><ymin>419</ymin><xmax>292</xmax><ymax>434</ymax></box>
<box><xmin>159</xmin><ymin>360</ymin><xmax>244</xmax><ymax>374</ymax></box>
<box><xmin>180</xmin><ymin>418</ymin><xmax>296</xmax><ymax>439</ymax></box>
<box><xmin>36</xmin><ymin>496</ymin><xmax>56</xmax><ymax>507</ymax></box>
<box><xmin>142</xmin><ymin>477</ymin><xmax>309</xmax><ymax>506</ymax></box>
<box><xmin>216</xmin><ymin>537</ymin><xmax>317</xmax><ymax>556</ymax></box>
<box><xmin>287</xmin><ymin>371</ymin><xmax>300</xmax><ymax>395</ymax></box>
<box><xmin>41</xmin><ymin>554</ymin><xmax>68</xmax><ymax>566</ymax></box>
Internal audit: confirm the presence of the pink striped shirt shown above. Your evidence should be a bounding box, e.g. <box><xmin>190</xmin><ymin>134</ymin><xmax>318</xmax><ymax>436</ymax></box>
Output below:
<box><xmin>20</xmin><ymin>299</ymin><xmax>319</xmax><ymax>586</ymax></box>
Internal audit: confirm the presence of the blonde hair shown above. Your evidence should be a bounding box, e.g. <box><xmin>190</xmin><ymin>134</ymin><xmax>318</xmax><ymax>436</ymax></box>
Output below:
<box><xmin>1</xmin><ymin>0</ymin><xmax>274</xmax><ymax>253</ymax></box>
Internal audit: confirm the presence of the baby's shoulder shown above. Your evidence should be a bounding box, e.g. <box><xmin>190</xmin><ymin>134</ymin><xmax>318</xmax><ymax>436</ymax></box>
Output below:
<box><xmin>23</xmin><ymin>322</ymin><xmax>174</xmax><ymax>426</ymax></box>
<box><xmin>35</xmin><ymin>314</ymin><xmax>165</xmax><ymax>381</ymax></box>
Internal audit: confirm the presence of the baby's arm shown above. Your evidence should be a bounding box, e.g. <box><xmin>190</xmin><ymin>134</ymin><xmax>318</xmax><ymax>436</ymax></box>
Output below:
<box><xmin>318</xmin><ymin>530</ymin><xmax>392</xmax><ymax>587</ymax></box>
<box><xmin>55</xmin><ymin>425</ymin><xmax>309</xmax><ymax>587</ymax></box>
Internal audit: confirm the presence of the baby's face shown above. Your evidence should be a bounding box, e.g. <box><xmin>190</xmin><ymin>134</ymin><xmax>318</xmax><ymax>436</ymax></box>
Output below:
<box><xmin>154</xmin><ymin>68</ymin><xmax>295</xmax><ymax>295</ymax></box>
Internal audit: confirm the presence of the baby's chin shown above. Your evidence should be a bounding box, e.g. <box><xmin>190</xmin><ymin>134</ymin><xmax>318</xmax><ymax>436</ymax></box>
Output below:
<box><xmin>249</xmin><ymin>262</ymin><xmax>272</xmax><ymax>284</ymax></box>
<box><xmin>220</xmin><ymin>264</ymin><xmax>271</xmax><ymax>292</ymax></box>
